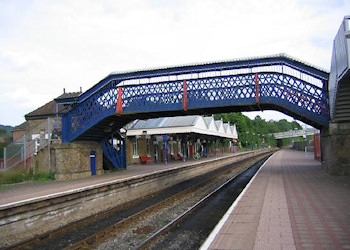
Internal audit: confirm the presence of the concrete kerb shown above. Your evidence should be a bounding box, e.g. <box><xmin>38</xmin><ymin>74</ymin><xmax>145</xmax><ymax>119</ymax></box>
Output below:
<box><xmin>199</xmin><ymin>152</ymin><xmax>274</xmax><ymax>250</ymax></box>
<box><xmin>0</xmin><ymin>149</ymin><xmax>274</xmax><ymax>247</ymax></box>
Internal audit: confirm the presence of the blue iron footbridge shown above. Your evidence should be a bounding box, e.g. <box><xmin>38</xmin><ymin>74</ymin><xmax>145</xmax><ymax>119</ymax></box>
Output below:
<box><xmin>62</xmin><ymin>53</ymin><xmax>329</xmax><ymax>143</ymax></box>
<box><xmin>60</xmin><ymin>54</ymin><xmax>329</xmax><ymax>169</ymax></box>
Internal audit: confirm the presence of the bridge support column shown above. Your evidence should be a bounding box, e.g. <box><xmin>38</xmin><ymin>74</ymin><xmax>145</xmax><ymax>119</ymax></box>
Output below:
<box><xmin>321</xmin><ymin>122</ymin><xmax>350</xmax><ymax>175</ymax></box>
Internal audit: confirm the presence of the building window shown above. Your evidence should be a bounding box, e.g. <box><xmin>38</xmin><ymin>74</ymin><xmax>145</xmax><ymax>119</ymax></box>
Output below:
<box><xmin>133</xmin><ymin>138</ymin><xmax>138</xmax><ymax>158</ymax></box>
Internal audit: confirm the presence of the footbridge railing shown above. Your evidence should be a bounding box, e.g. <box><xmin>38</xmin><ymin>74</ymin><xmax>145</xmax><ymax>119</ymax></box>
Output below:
<box><xmin>62</xmin><ymin>54</ymin><xmax>329</xmax><ymax>142</ymax></box>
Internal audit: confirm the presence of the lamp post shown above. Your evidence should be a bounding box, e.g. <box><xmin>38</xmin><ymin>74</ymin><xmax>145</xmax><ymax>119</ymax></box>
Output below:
<box><xmin>245</xmin><ymin>132</ymin><xmax>249</xmax><ymax>151</ymax></box>
<box><xmin>163</xmin><ymin>134</ymin><xmax>168</xmax><ymax>165</ymax></box>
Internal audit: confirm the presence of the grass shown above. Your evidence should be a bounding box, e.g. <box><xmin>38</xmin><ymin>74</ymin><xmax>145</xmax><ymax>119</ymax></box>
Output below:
<box><xmin>0</xmin><ymin>167</ymin><xmax>55</xmax><ymax>185</ymax></box>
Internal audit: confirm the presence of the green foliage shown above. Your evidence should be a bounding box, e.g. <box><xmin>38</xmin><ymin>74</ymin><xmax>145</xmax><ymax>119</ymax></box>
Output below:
<box><xmin>0</xmin><ymin>167</ymin><xmax>55</xmax><ymax>185</ymax></box>
<box><xmin>0</xmin><ymin>128</ymin><xmax>8</xmax><ymax>136</ymax></box>
<box><xmin>0</xmin><ymin>142</ymin><xmax>9</xmax><ymax>158</ymax></box>
<box><xmin>0</xmin><ymin>167</ymin><xmax>29</xmax><ymax>185</ymax></box>
<box><xmin>0</xmin><ymin>125</ymin><xmax>13</xmax><ymax>136</ymax></box>
<box><xmin>0</xmin><ymin>125</ymin><xmax>13</xmax><ymax>158</ymax></box>
<box><xmin>214</xmin><ymin>112</ymin><xmax>303</xmax><ymax>148</ymax></box>
<box><xmin>32</xmin><ymin>172</ymin><xmax>55</xmax><ymax>181</ymax></box>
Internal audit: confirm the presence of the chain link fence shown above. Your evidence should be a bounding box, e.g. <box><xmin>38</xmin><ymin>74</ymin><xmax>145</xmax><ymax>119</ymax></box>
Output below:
<box><xmin>1</xmin><ymin>117</ymin><xmax>62</xmax><ymax>171</ymax></box>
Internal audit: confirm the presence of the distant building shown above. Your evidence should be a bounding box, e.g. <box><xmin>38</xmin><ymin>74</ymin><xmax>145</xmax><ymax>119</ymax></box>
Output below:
<box><xmin>126</xmin><ymin>115</ymin><xmax>238</xmax><ymax>165</ymax></box>
<box><xmin>11</xmin><ymin>90</ymin><xmax>239</xmax><ymax>176</ymax></box>
<box><xmin>5</xmin><ymin>90</ymin><xmax>82</xmax><ymax>172</ymax></box>
<box><xmin>24</xmin><ymin>91</ymin><xmax>81</xmax><ymax>134</ymax></box>
<box><xmin>11</xmin><ymin>122</ymin><xmax>27</xmax><ymax>142</ymax></box>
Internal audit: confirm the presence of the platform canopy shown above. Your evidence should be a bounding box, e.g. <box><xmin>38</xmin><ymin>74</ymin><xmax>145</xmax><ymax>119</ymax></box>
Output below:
<box><xmin>126</xmin><ymin>115</ymin><xmax>237</xmax><ymax>140</ymax></box>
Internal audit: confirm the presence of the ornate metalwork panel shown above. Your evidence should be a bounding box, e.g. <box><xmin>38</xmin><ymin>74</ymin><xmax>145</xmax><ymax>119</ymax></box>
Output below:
<box><xmin>123</xmin><ymin>81</ymin><xmax>184</xmax><ymax>112</ymax></box>
<box><xmin>258</xmin><ymin>73</ymin><xmax>329</xmax><ymax>124</ymax></box>
<box><xmin>62</xmin><ymin>55</ymin><xmax>330</xmax><ymax>142</ymax></box>
<box><xmin>103</xmin><ymin>132</ymin><xmax>126</xmax><ymax>169</ymax></box>
<box><xmin>187</xmin><ymin>74</ymin><xmax>256</xmax><ymax>108</ymax></box>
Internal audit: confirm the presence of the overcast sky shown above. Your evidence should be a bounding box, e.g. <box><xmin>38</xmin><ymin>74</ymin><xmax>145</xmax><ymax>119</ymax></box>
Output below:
<box><xmin>0</xmin><ymin>0</ymin><xmax>349</xmax><ymax>126</ymax></box>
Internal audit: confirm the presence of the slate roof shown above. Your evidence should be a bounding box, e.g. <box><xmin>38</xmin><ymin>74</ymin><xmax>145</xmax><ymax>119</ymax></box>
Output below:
<box><xmin>215</xmin><ymin>120</ymin><xmax>223</xmax><ymax>130</ymax></box>
<box><xmin>55</xmin><ymin>92</ymin><xmax>81</xmax><ymax>101</ymax></box>
<box><xmin>204</xmin><ymin>116</ymin><xmax>214</xmax><ymax>127</ymax></box>
<box><xmin>224</xmin><ymin>123</ymin><xmax>230</xmax><ymax>132</ymax></box>
<box><xmin>12</xmin><ymin>121</ymin><xmax>27</xmax><ymax>131</ymax></box>
<box><xmin>25</xmin><ymin>92</ymin><xmax>81</xmax><ymax>120</ymax></box>
<box><xmin>127</xmin><ymin>115</ymin><xmax>238</xmax><ymax>139</ymax></box>
<box><xmin>128</xmin><ymin>116</ymin><xmax>199</xmax><ymax>130</ymax></box>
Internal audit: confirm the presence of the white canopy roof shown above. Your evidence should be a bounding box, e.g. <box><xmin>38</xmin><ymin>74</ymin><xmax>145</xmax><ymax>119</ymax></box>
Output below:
<box><xmin>126</xmin><ymin>115</ymin><xmax>238</xmax><ymax>140</ymax></box>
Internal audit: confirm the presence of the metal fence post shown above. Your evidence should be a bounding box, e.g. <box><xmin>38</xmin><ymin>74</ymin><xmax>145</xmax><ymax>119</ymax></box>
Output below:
<box><xmin>48</xmin><ymin>118</ymin><xmax>51</xmax><ymax>172</ymax></box>
<box><xmin>4</xmin><ymin>147</ymin><xmax>6</xmax><ymax>169</ymax></box>
<box><xmin>23</xmin><ymin>134</ymin><xmax>27</xmax><ymax>169</ymax></box>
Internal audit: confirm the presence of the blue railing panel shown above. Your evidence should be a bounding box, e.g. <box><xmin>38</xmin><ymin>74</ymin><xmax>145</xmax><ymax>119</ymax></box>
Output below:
<box><xmin>62</xmin><ymin>58</ymin><xmax>330</xmax><ymax>142</ymax></box>
<box><xmin>76</xmin><ymin>54</ymin><xmax>329</xmax><ymax>105</ymax></box>
<box><xmin>122</xmin><ymin>81</ymin><xmax>183</xmax><ymax>113</ymax></box>
<box><xmin>103</xmin><ymin>132</ymin><xmax>126</xmax><ymax>169</ymax></box>
<box><xmin>62</xmin><ymin>86</ymin><xmax>118</xmax><ymax>142</ymax></box>
<box><xmin>187</xmin><ymin>74</ymin><xmax>256</xmax><ymax>109</ymax></box>
<box><xmin>259</xmin><ymin>73</ymin><xmax>329</xmax><ymax>126</ymax></box>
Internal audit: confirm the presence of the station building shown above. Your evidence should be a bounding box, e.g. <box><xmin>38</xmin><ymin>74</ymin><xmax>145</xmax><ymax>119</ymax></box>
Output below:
<box><xmin>5</xmin><ymin>91</ymin><xmax>238</xmax><ymax>178</ymax></box>
<box><xmin>125</xmin><ymin>115</ymin><xmax>238</xmax><ymax>165</ymax></box>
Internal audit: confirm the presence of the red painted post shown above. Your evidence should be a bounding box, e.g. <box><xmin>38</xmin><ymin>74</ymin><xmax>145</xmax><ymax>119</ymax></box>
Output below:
<box><xmin>254</xmin><ymin>73</ymin><xmax>259</xmax><ymax>103</ymax></box>
<box><xmin>183</xmin><ymin>80</ymin><xmax>188</xmax><ymax>111</ymax></box>
<box><xmin>116</xmin><ymin>86</ymin><xmax>123</xmax><ymax>115</ymax></box>
<box><xmin>313</xmin><ymin>133</ymin><xmax>321</xmax><ymax>161</ymax></box>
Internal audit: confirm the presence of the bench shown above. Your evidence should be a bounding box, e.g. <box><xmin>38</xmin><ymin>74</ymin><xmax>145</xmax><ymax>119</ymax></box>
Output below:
<box><xmin>170</xmin><ymin>153</ymin><xmax>183</xmax><ymax>160</ymax></box>
<box><xmin>139</xmin><ymin>155</ymin><xmax>152</xmax><ymax>164</ymax></box>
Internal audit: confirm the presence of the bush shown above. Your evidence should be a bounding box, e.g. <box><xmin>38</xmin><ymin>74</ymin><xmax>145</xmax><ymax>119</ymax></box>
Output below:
<box><xmin>0</xmin><ymin>167</ymin><xmax>55</xmax><ymax>185</ymax></box>
<box><xmin>0</xmin><ymin>167</ymin><xmax>30</xmax><ymax>184</ymax></box>
<box><xmin>32</xmin><ymin>172</ymin><xmax>55</xmax><ymax>181</ymax></box>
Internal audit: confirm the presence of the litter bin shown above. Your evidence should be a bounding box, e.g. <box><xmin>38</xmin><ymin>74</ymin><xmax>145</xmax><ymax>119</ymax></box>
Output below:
<box><xmin>90</xmin><ymin>151</ymin><xmax>96</xmax><ymax>176</ymax></box>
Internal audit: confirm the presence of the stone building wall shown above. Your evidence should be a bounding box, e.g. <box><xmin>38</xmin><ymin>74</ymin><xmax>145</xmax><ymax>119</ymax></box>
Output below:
<box><xmin>126</xmin><ymin>136</ymin><xmax>153</xmax><ymax>165</ymax></box>
<box><xmin>321</xmin><ymin>122</ymin><xmax>350</xmax><ymax>175</ymax></box>
<box><xmin>34</xmin><ymin>141</ymin><xmax>104</xmax><ymax>180</ymax></box>
<box><xmin>26</xmin><ymin>120</ymin><xmax>45</xmax><ymax>134</ymax></box>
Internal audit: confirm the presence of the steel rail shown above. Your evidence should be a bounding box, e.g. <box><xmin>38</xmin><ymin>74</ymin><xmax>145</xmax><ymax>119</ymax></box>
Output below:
<box><xmin>66</xmin><ymin>153</ymin><xmax>270</xmax><ymax>249</ymax></box>
<box><xmin>135</xmin><ymin>156</ymin><xmax>271</xmax><ymax>249</ymax></box>
<box><xmin>5</xmin><ymin>151</ymin><xmax>273</xmax><ymax>250</ymax></box>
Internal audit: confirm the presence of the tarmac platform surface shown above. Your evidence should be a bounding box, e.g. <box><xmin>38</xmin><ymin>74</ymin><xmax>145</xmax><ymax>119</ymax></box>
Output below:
<box><xmin>0</xmin><ymin>152</ymin><xmax>244</xmax><ymax>206</ymax></box>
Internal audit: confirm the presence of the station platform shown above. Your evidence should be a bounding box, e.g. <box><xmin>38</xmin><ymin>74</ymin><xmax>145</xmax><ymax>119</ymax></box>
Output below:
<box><xmin>0</xmin><ymin>152</ymin><xmax>245</xmax><ymax>207</ymax></box>
<box><xmin>201</xmin><ymin>149</ymin><xmax>350</xmax><ymax>250</ymax></box>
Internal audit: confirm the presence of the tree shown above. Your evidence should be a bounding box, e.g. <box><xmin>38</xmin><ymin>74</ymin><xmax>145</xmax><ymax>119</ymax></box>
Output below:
<box><xmin>213</xmin><ymin>112</ymin><xmax>303</xmax><ymax>148</ymax></box>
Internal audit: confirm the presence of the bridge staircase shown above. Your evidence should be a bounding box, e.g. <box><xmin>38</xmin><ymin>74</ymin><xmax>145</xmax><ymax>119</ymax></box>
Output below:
<box><xmin>334</xmin><ymin>82</ymin><xmax>350</xmax><ymax>122</ymax></box>
<box><xmin>102</xmin><ymin>132</ymin><xmax>126</xmax><ymax>170</ymax></box>
<box><xmin>329</xmin><ymin>15</ymin><xmax>350</xmax><ymax>123</ymax></box>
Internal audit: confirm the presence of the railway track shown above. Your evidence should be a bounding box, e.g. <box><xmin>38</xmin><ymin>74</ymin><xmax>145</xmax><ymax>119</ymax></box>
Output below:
<box><xmin>136</xmin><ymin>157</ymin><xmax>268</xmax><ymax>250</ymax></box>
<box><xmin>6</xmin><ymin>152</ymin><xmax>271</xmax><ymax>250</ymax></box>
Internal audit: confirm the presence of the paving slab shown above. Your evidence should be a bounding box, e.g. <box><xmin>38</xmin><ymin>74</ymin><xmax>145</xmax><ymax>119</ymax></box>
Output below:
<box><xmin>203</xmin><ymin>149</ymin><xmax>350</xmax><ymax>250</ymax></box>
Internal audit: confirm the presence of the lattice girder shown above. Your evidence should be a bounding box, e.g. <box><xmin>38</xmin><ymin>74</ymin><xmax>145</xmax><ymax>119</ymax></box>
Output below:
<box><xmin>62</xmin><ymin>70</ymin><xmax>329</xmax><ymax>142</ymax></box>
